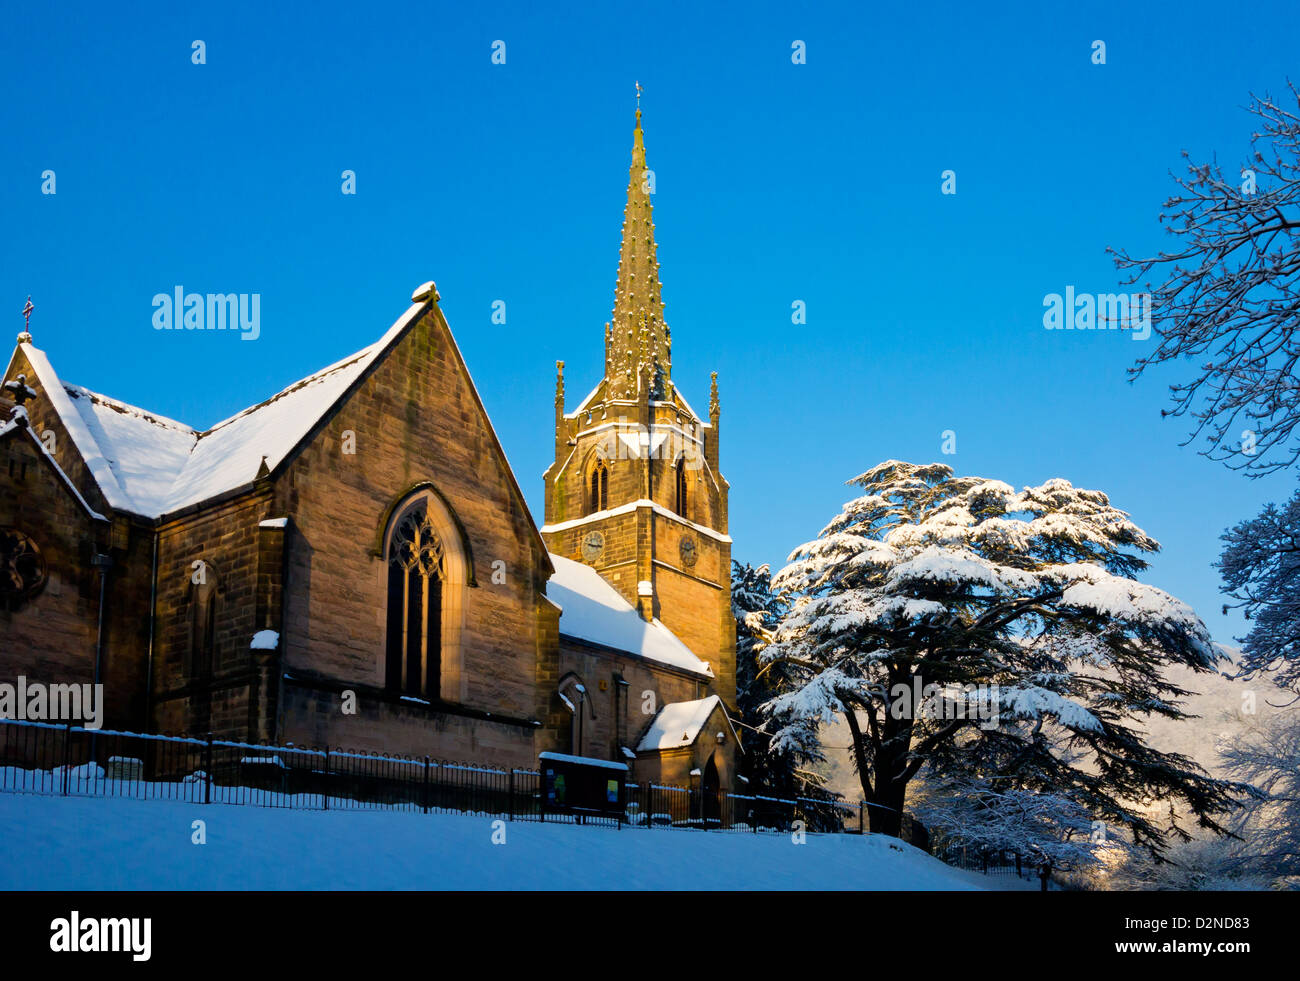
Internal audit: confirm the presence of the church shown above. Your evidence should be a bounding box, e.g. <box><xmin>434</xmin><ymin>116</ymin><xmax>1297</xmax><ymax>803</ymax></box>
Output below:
<box><xmin>0</xmin><ymin>107</ymin><xmax>740</xmax><ymax>796</ymax></box>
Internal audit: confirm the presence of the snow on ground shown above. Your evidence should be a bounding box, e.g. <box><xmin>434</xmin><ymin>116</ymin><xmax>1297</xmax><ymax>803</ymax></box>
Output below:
<box><xmin>0</xmin><ymin>791</ymin><xmax>993</xmax><ymax>890</ymax></box>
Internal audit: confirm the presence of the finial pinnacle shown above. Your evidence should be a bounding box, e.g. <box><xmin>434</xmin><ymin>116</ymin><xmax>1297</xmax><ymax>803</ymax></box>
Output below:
<box><xmin>607</xmin><ymin>86</ymin><xmax>668</xmax><ymax>400</ymax></box>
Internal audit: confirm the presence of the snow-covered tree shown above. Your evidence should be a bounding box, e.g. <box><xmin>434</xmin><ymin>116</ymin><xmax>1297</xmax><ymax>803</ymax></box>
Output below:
<box><xmin>759</xmin><ymin>460</ymin><xmax>1246</xmax><ymax>857</ymax></box>
<box><xmin>734</xmin><ymin>561</ymin><xmax>785</xmax><ymax>689</ymax></box>
<box><xmin>913</xmin><ymin>778</ymin><xmax>1118</xmax><ymax>884</ymax></box>
<box><xmin>1111</xmin><ymin>835</ymin><xmax>1276</xmax><ymax>891</ymax></box>
<box><xmin>1218</xmin><ymin>711</ymin><xmax>1300</xmax><ymax>888</ymax></box>
<box><xmin>1218</xmin><ymin>486</ymin><xmax>1300</xmax><ymax>694</ymax></box>
<box><xmin>732</xmin><ymin>561</ymin><xmax>841</xmax><ymax>824</ymax></box>
<box><xmin>1108</xmin><ymin>722</ymin><xmax>1295</xmax><ymax>892</ymax></box>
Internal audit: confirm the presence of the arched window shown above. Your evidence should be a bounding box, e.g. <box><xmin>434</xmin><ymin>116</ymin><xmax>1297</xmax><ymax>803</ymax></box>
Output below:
<box><xmin>674</xmin><ymin>456</ymin><xmax>689</xmax><ymax>520</ymax></box>
<box><xmin>188</xmin><ymin>564</ymin><xmax>219</xmax><ymax>681</ymax></box>
<box><xmin>385</xmin><ymin>502</ymin><xmax>444</xmax><ymax>698</ymax></box>
<box><xmin>589</xmin><ymin>459</ymin><xmax>609</xmax><ymax>515</ymax></box>
<box><xmin>558</xmin><ymin>674</ymin><xmax>595</xmax><ymax>756</ymax></box>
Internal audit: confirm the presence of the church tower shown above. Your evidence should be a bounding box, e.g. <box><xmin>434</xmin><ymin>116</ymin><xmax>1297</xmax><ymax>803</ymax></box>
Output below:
<box><xmin>542</xmin><ymin>103</ymin><xmax>735</xmax><ymax>707</ymax></box>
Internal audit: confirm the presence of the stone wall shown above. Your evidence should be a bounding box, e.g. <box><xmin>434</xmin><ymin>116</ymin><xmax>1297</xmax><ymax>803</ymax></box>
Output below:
<box><xmin>272</xmin><ymin>303</ymin><xmax>553</xmax><ymax>749</ymax></box>
<box><xmin>555</xmin><ymin>635</ymin><xmax>709</xmax><ymax>760</ymax></box>
<box><xmin>0</xmin><ymin>419</ymin><xmax>106</xmax><ymax>712</ymax></box>
<box><xmin>151</xmin><ymin>490</ymin><xmax>271</xmax><ymax>737</ymax></box>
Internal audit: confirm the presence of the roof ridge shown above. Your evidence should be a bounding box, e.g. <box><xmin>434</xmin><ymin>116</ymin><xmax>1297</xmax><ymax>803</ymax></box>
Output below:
<box><xmin>196</xmin><ymin>340</ymin><xmax>381</xmax><ymax>438</ymax></box>
<box><xmin>57</xmin><ymin>332</ymin><xmax>385</xmax><ymax>441</ymax></box>
<box><xmin>61</xmin><ymin>383</ymin><xmax>197</xmax><ymax>435</ymax></box>
<box><xmin>156</xmin><ymin>301</ymin><xmax>425</xmax><ymax>516</ymax></box>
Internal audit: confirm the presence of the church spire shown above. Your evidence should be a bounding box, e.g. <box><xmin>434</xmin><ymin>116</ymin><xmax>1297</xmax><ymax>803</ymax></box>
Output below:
<box><xmin>605</xmin><ymin>89</ymin><xmax>670</xmax><ymax>401</ymax></box>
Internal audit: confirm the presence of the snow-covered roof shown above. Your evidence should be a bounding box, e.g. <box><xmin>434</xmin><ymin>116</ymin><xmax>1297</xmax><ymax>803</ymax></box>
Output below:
<box><xmin>16</xmin><ymin>344</ymin><xmax>194</xmax><ymax>517</ymax></box>
<box><xmin>635</xmin><ymin>695</ymin><xmax>735</xmax><ymax>752</ymax></box>
<box><xmin>547</xmin><ymin>553</ymin><xmax>713</xmax><ymax>677</ymax></box>
<box><xmin>537</xmin><ymin>751</ymin><xmax>629</xmax><ymax>771</ymax></box>
<box><xmin>541</xmin><ymin>499</ymin><xmax>732</xmax><ymax>543</ymax></box>
<box><xmin>60</xmin><ymin>383</ymin><xmax>197</xmax><ymax>516</ymax></box>
<box><xmin>159</xmin><ymin>307</ymin><xmax>419</xmax><ymax>515</ymax></box>
<box><xmin>9</xmin><ymin>302</ymin><xmax>423</xmax><ymax>519</ymax></box>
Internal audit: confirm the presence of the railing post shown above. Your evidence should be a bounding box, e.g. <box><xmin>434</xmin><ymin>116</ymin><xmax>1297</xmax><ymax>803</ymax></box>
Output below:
<box><xmin>322</xmin><ymin>745</ymin><xmax>330</xmax><ymax>811</ymax></box>
<box><xmin>507</xmin><ymin>769</ymin><xmax>515</xmax><ymax>822</ymax></box>
<box><xmin>61</xmin><ymin>723</ymin><xmax>72</xmax><ymax>796</ymax></box>
<box><xmin>859</xmin><ymin>801</ymin><xmax>865</xmax><ymax>835</ymax></box>
<box><xmin>203</xmin><ymin>733</ymin><xmax>213</xmax><ymax>805</ymax></box>
<box><xmin>422</xmin><ymin>756</ymin><xmax>430</xmax><ymax>814</ymax></box>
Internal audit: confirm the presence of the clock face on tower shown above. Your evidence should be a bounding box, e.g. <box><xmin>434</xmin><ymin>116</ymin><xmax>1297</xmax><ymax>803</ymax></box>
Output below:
<box><xmin>679</xmin><ymin>535</ymin><xmax>698</xmax><ymax>567</ymax></box>
<box><xmin>581</xmin><ymin>531</ymin><xmax>605</xmax><ymax>562</ymax></box>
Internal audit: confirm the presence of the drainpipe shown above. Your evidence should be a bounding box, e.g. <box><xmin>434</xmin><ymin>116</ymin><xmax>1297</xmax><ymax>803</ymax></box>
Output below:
<box><xmin>144</xmin><ymin>530</ymin><xmax>159</xmax><ymax>732</ymax></box>
<box><xmin>615</xmin><ymin>675</ymin><xmax>629</xmax><ymax>757</ymax></box>
<box><xmin>90</xmin><ymin>553</ymin><xmax>113</xmax><ymax>690</ymax></box>
<box><xmin>575</xmin><ymin>685</ymin><xmax>585</xmax><ymax>756</ymax></box>
<box><xmin>90</xmin><ymin>551</ymin><xmax>113</xmax><ymax>758</ymax></box>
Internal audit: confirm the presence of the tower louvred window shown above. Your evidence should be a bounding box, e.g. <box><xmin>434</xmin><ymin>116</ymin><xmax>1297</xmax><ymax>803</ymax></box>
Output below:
<box><xmin>589</xmin><ymin>459</ymin><xmax>609</xmax><ymax>514</ymax></box>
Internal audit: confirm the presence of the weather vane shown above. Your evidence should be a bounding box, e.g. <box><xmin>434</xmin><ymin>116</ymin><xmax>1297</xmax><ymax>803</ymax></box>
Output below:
<box><xmin>636</xmin><ymin>80</ymin><xmax>642</xmax><ymax>111</ymax></box>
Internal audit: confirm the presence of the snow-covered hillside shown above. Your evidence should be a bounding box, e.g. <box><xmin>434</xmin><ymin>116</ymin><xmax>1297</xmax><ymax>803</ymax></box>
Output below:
<box><xmin>818</xmin><ymin>653</ymin><xmax>1292</xmax><ymax>806</ymax></box>
<box><xmin>0</xmin><ymin>792</ymin><xmax>995</xmax><ymax>890</ymax></box>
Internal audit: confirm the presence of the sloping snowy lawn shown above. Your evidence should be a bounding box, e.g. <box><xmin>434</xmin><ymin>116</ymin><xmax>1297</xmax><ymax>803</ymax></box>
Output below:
<box><xmin>0</xmin><ymin>792</ymin><xmax>989</xmax><ymax>890</ymax></box>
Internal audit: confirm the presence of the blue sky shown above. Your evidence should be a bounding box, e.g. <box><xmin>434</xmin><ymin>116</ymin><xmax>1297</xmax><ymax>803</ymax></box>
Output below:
<box><xmin>2</xmin><ymin>0</ymin><xmax>1297</xmax><ymax>644</ymax></box>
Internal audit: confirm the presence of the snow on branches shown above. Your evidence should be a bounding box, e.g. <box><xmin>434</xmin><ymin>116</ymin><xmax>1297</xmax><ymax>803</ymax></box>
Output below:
<box><xmin>1111</xmin><ymin>82</ymin><xmax>1300</xmax><ymax>475</ymax></box>
<box><xmin>731</xmin><ymin>561</ymin><xmax>841</xmax><ymax>812</ymax></box>
<box><xmin>914</xmin><ymin>779</ymin><xmax>1118</xmax><ymax>874</ymax></box>
<box><xmin>1217</xmin><ymin>486</ymin><xmax>1300</xmax><ymax>693</ymax></box>
<box><xmin>759</xmin><ymin>460</ymin><xmax>1245</xmax><ymax>854</ymax></box>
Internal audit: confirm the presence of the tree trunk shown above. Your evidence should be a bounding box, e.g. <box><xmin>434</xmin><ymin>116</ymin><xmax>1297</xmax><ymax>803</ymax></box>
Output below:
<box><xmin>845</xmin><ymin>702</ymin><xmax>913</xmax><ymax>839</ymax></box>
<box><xmin>867</xmin><ymin>783</ymin><xmax>907</xmax><ymax>838</ymax></box>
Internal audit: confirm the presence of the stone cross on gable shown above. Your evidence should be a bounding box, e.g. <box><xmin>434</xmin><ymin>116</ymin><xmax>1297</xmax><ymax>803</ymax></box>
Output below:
<box><xmin>5</xmin><ymin>373</ymin><xmax>36</xmax><ymax>405</ymax></box>
<box><xmin>4</xmin><ymin>374</ymin><xmax>37</xmax><ymax>417</ymax></box>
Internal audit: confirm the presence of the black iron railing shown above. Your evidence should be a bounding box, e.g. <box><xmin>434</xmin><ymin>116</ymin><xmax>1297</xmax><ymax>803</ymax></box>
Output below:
<box><xmin>0</xmin><ymin>718</ymin><xmax>930</xmax><ymax>848</ymax></box>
